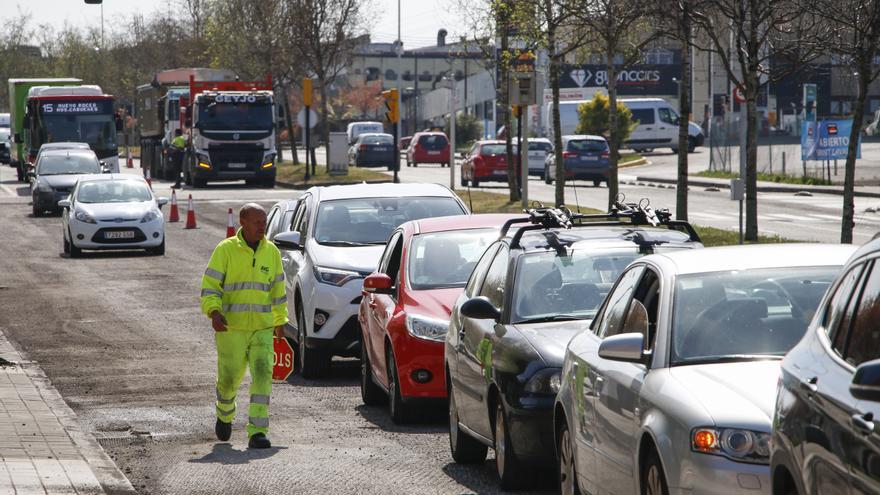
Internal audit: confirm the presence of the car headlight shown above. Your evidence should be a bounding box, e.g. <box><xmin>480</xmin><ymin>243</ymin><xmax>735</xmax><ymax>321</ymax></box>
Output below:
<box><xmin>313</xmin><ymin>266</ymin><xmax>361</xmax><ymax>286</ymax></box>
<box><xmin>74</xmin><ymin>209</ymin><xmax>96</xmax><ymax>224</ymax></box>
<box><xmin>141</xmin><ymin>210</ymin><xmax>161</xmax><ymax>223</ymax></box>
<box><xmin>36</xmin><ymin>182</ymin><xmax>53</xmax><ymax>192</ymax></box>
<box><xmin>523</xmin><ymin>368</ymin><xmax>562</xmax><ymax>394</ymax></box>
<box><xmin>405</xmin><ymin>314</ymin><xmax>449</xmax><ymax>342</ymax></box>
<box><xmin>691</xmin><ymin>427</ymin><xmax>770</xmax><ymax>464</ymax></box>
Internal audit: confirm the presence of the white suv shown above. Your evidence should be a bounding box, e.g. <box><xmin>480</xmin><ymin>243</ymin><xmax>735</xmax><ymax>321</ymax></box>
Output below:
<box><xmin>273</xmin><ymin>183</ymin><xmax>468</xmax><ymax>378</ymax></box>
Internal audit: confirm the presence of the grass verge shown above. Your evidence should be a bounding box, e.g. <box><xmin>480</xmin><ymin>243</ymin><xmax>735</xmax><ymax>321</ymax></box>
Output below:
<box><xmin>275</xmin><ymin>160</ymin><xmax>390</xmax><ymax>186</ymax></box>
<box><xmin>619</xmin><ymin>153</ymin><xmax>643</xmax><ymax>164</ymax></box>
<box><xmin>456</xmin><ymin>189</ymin><xmax>791</xmax><ymax>247</ymax></box>
<box><xmin>695</xmin><ymin>169</ymin><xmax>831</xmax><ymax>186</ymax></box>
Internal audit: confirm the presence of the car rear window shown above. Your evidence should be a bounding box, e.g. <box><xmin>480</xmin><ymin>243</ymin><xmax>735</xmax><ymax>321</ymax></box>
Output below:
<box><xmin>529</xmin><ymin>142</ymin><xmax>553</xmax><ymax>152</ymax></box>
<box><xmin>567</xmin><ymin>140</ymin><xmax>608</xmax><ymax>152</ymax></box>
<box><xmin>418</xmin><ymin>134</ymin><xmax>448</xmax><ymax>149</ymax></box>
<box><xmin>37</xmin><ymin>154</ymin><xmax>100</xmax><ymax>175</ymax></box>
<box><xmin>362</xmin><ymin>135</ymin><xmax>392</xmax><ymax>145</ymax></box>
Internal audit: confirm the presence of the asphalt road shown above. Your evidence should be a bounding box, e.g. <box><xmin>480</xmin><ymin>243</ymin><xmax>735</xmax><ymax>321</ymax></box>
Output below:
<box><xmin>0</xmin><ymin>163</ymin><xmax>557</xmax><ymax>494</ymax></box>
<box><xmin>367</xmin><ymin>149</ymin><xmax>880</xmax><ymax>244</ymax></box>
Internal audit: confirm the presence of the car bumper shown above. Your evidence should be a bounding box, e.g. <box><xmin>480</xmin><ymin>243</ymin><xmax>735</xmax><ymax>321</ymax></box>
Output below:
<box><xmin>504</xmin><ymin>394</ymin><xmax>556</xmax><ymax>465</ymax></box>
<box><xmin>476</xmin><ymin>168</ymin><xmax>516</xmax><ymax>181</ymax></box>
<box><xmin>304</xmin><ymin>282</ymin><xmax>364</xmax><ymax>357</ymax></box>
<box><xmin>412</xmin><ymin>151</ymin><xmax>449</xmax><ymax>163</ymax></box>
<box><xmin>672</xmin><ymin>453</ymin><xmax>770</xmax><ymax>494</ymax></box>
<box><xmin>193</xmin><ymin>167</ymin><xmax>276</xmax><ymax>181</ymax></box>
<box><xmin>693</xmin><ymin>133</ymin><xmax>705</xmax><ymax>147</ymax></box>
<box><xmin>391</xmin><ymin>334</ymin><xmax>446</xmax><ymax>400</ymax></box>
<box><xmin>34</xmin><ymin>191</ymin><xmax>71</xmax><ymax>211</ymax></box>
<box><xmin>564</xmin><ymin>159</ymin><xmax>609</xmax><ymax>180</ymax></box>
<box><xmin>69</xmin><ymin>217</ymin><xmax>165</xmax><ymax>249</ymax></box>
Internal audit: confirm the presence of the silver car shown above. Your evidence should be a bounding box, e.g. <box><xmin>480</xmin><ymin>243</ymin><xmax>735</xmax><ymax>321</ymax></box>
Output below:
<box><xmin>553</xmin><ymin>244</ymin><xmax>857</xmax><ymax>495</ymax></box>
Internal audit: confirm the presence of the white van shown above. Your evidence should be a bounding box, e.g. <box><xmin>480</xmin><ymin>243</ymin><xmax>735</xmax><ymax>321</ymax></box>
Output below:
<box><xmin>619</xmin><ymin>98</ymin><xmax>704</xmax><ymax>153</ymax></box>
<box><xmin>346</xmin><ymin>121</ymin><xmax>385</xmax><ymax>145</ymax></box>
<box><xmin>545</xmin><ymin>98</ymin><xmax>704</xmax><ymax>153</ymax></box>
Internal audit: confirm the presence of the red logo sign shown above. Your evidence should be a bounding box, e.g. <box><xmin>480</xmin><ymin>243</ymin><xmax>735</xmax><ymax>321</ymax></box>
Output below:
<box><xmin>273</xmin><ymin>338</ymin><xmax>295</xmax><ymax>381</ymax></box>
<box><xmin>827</xmin><ymin>123</ymin><xmax>838</xmax><ymax>135</ymax></box>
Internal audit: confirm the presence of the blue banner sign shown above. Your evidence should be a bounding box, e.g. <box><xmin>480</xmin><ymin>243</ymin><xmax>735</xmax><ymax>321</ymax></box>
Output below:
<box><xmin>801</xmin><ymin>119</ymin><xmax>862</xmax><ymax>161</ymax></box>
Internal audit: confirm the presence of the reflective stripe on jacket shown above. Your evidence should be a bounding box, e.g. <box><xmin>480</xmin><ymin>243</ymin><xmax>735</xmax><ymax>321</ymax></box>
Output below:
<box><xmin>200</xmin><ymin>229</ymin><xmax>289</xmax><ymax>330</ymax></box>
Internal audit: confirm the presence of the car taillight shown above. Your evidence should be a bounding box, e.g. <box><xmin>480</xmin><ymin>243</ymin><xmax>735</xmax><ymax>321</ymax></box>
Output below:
<box><xmin>601</xmin><ymin>151</ymin><xmax>610</xmax><ymax>158</ymax></box>
<box><xmin>562</xmin><ymin>151</ymin><xmax>576</xmax><ymax>159</ymax></box>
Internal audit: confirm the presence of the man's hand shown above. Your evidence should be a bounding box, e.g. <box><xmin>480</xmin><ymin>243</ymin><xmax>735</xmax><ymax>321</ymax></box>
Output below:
<box><xmin>211</xmin><ymin>311</ymin><xmax>227</xmax><ymax>332</ymax></box>
<box><xmin>274</xmin><ymin>325</ymin><xmax>285</xmax><ymax>340</ymax></box>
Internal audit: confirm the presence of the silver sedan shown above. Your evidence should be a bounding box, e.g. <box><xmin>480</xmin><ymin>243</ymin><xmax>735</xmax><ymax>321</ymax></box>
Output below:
<box><xmin>553</xmin><ymin>243</ymin><xmax>857</xmax><ymax>495</ymax></box>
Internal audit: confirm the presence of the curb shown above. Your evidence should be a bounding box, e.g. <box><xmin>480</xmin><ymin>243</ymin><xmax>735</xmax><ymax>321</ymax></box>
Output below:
<box><xmin>634</xmin><ymin>175</ymin><xmax>880</xmax><ymax>198</ymax></box>
<box><xmin>619</xmin><ymin>157</ymin><xmax>649</xmax><ymax>168</ymax></box>
<box><xmin>276</xmin><ymin>178</ymin><xmax>392</xmax><ymax>190</ymax></box>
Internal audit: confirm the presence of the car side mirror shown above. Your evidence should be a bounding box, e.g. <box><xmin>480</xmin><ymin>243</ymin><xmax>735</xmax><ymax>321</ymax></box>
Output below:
<box><xmin>363</xmin><ymin>273</ymin><xmax>394</xmax><ymax>294</ymax></box>
<box><xmin>598</xmin><ymin>333</ymin><xmax>647</xmax><ymax>364</ymax></box>
<box><xmin>273</xmin><ymin>231</ymin><xmax>302</xmax><ymax>250</ymax></box>
<box><xmin>851</xmin><ymin>358</ymin><xmax>880</xmax><ymax>402</ymax></box>
<box><xmin>156</xmin><ymin>197</ymin><xmax>168</xmax><ymax>207</ymax></box>
<box><xmin>460</xmin><ymin>296</ymin><xmax>501</xmax><ymax>322</ymax></box>
<box><xmin>57</xmin><ymin>199</ymin><xmax>71</xmax><ymax>209</ymax></box>
<box><xmin>100</xmin><ymin>161</ymin><xmax>111</xmax><ymax>173</ymax></box>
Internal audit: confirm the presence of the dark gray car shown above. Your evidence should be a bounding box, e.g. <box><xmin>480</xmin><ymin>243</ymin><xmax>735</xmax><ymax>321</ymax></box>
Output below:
<box><xmin>771</xmin><ymin>240</ymin><xmax>880</xmax><ymax>495</ymax></box>
<box><xmin>30</xmin><ymin>149</ymin><xmax>102</xmax><ymax>216</ymax></box>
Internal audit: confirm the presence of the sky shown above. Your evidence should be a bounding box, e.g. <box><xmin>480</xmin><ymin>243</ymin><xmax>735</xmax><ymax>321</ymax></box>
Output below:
<box><xmin>9</xmin><ymin>0</ymin><xmax>471</xmax><ymax>49</ymax></box>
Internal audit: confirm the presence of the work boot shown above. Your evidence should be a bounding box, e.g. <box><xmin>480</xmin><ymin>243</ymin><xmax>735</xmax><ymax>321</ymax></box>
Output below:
<box><xmin>248</xmin><ymin>433</ymin><xmax>271</xmax><ymax>449</ymax></box>
<box><xmin>215</xmin><ymin>419</ymin><xmax>232</xmax><ymax>441</ymax></box>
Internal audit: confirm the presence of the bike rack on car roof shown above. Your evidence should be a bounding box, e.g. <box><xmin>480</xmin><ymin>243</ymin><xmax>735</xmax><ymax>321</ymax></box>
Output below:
<box><xmin>499</xmin><ymin>194</ymin><xmax>702</xmax><ymax>249</ymax></box>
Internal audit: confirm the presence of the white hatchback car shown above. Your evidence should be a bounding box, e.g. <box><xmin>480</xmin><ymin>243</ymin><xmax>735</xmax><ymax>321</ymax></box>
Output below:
<box><xmin>272</xmin><ymin>183</ymin><xmax>469</xmax><ymax>378</ymax></box>
<box><xmin>59</xmin><ymin>174</ymin><xmax>168</xmax><ymax>257</ymax></box>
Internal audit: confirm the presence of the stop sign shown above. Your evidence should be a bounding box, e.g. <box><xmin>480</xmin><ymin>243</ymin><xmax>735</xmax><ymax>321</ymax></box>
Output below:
<box><xmin>273</xmin><ymin>337</ymin><xmax>295</xmax><ymax>381</ymax></box>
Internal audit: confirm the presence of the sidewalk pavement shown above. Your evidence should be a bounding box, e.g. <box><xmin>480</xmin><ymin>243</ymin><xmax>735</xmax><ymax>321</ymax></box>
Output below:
<box><xmin>0</xmin><ymin>330</ymin><xmax>134</xmax><ymax>494</ymax></box>
<box><xmin>630</xmin><ymin>173</ymin><xmax>880</xmax><ymax>199</ymax></box>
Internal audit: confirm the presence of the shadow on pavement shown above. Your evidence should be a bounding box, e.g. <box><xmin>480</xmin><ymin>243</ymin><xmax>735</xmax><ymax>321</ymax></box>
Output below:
<box><xmin>284</xmin><ymin>358</ymin><xmax>360</xmax><ymax>388</ymax></box>
<box><xmin>441</xmin><ymin>461</ymin><xmax>556</xmax><ymax>495</ymax></box>
<box><xmin>354</xmin><ymin>403</ymin><xmax>447</xmax><ymax>434</ymax></box>
<box><xmin>188</xmin><ymin>442</ymin><xmax>287</xmax><ymax>465</ymax></box>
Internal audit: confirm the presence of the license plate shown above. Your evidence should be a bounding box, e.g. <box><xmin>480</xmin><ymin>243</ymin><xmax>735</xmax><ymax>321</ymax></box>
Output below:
<box><xmin>105</xmin><ymin>231</ymin><xmax>135</xmax><ymax>239</ymax></box>
<box><xmin>581</xmin><ymin>156</ymin><xmax>598</xmax><ymax>161</ymax></box>
<box><xmin>374</xmin><ymin>147</ymin><xmax>388</xmax><ymax>151</ymax></box>
<box><xmin>228</xmin><ymin>162</ymin><xmax>247</xmax><ymax>169</ymax></box>
<box><xmin>428</xmin><ymin>151</ymin><xmax>441</xmax><ymax>155</ymax></box>
<box><xmin>493</xmin><ymin>170</ymin><xmax>507</xmax><ymax>176</ymax></box>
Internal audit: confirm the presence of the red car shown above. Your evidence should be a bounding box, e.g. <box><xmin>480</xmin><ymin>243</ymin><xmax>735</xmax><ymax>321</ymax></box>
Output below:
<box><xmin>358</xmin><ymin>214</ymin><xmax>520</xmax><ymax>423</ymax></box>
<box><xmin>406</xmin><ymin>132</ymin><xmax>450</xmax><ymax>167</ymax></box>
<box><xmin>460</xmin><ymin>140</ymin><xmax>520</xmax><ymax>188</ymax></box>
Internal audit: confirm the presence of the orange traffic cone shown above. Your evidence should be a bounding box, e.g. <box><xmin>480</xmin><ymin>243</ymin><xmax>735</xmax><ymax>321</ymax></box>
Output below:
<box><xmin>168</xmin><ymin>189</ymin><xmax>180</xmax><ymax>223</ymax></box>
<box><xmin>185</xmin><ymin>194</ymin><xmax>197</xmax><ymax>229</ymax></box>
<box><xmin>226</xmin><ymin>208</ymin><xmax>236</xmax><ymax>238</ymax></box>
<box><xmin>126</xmin><ymin>149</ymin><xmax>133</xmax><ymax>168</ymax></box>
<box><xmin>145</xmin><ymin>168</ymin><xmax>152</xmax><ymax>189</ymax></box>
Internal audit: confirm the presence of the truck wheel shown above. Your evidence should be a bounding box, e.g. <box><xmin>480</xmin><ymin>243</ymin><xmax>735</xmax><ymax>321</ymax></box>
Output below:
<box><xmin>193</xmin><ymin>177</ymin><xmax>207</xmax><ymax>188</ymax></box>
<box><xmin>262</xmin><ymin>177</ymin><xmax>276</xmax><ymax>188</ymax></box>
<box><xmin>460</xmin><ymin>175</ymin><xmax>468</xmax><ymax>187</ymax></box>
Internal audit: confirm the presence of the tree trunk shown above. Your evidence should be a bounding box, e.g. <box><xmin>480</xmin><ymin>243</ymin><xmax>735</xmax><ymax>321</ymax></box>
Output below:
<box><xmin>675</xmin><ymin>13</ymin><xmax>691</xmax><ymax>221</ymax></box>
<box><xmin>282</xmin><ymin>85</ymin><xmax>299</xmax><ymax>166</ymax></box>
<box><xmin>745</xmin><ymin>71</ymin><xmax>759</xmax><ymax>241</ymax></box>
<box><xmin>606</xmin><ymin>55</ymin><xmax>619</xmax><ymax>210</ymax></box>
<box><xmin>499</xmin><ymin>3</ymin><xmax>519</xmax><ymax>202</ymax></box>
<box><xmin>551</xmin><ymin>53</ymin><xmax>566</xmax><ymax>207</ymax></box>
<box><xmin>841</xmin><ymin>64</ymin><xmax>870</xmax><ymax>243</ymax></box>
<box><xmin>319</xmin><ymin>80</ymin><xmax>330</xmax><ymax>174</ymax></box>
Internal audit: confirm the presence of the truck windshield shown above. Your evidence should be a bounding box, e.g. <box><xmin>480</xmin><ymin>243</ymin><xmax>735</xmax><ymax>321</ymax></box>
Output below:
<box><xmin>198</xmin><ymin>102</ymin><xmax>272</xmax><ymax>131</ymax></box>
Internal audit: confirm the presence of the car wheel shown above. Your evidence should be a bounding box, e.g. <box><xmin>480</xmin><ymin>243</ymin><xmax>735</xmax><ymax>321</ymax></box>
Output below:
<box><xmin>460</xmin><ymin>174</ymin><xmax>468</xmax><ymax>187</ymax></box>
<box><xmin>69</xmin><ymin>234</ymin><xmax>82</xmax><ymax>258</ymax></box>
<box><xmin>387</xmin><ymin>345</ymin><xmax>413</xmax><ymax>424</ymax></box>
<box><xmin>413</xmin><ymin>161</ymin><xmax>418</xmax><ymax>167</ymax></box>
<box><xmin>544</xmin><ymin>166</ymin><xmax>553</xmax><ymax>184</ymax></box>
<box><xmin>360</xmin><ymin>339</ymin><xmax>385</xmax><ymax>406</ymax></box>
<box><xmin>32</xmin><ymin>201</ymin><xmax>42</xmax><ymax>217</ymax></box>
<box><xmin>558</xmin><ymin>419</ymin><xmax>581</xmax><ymax>495</ymax></box>
<box><xmin>688</xmin><ymin>137</ymin><xmax>697</xmax><ymax>153</ymax></box>
<box><xmin>495</xmin><ymin>401</ymin><xmax>528</xmax><ymax>489</ymax></box>
<box><xmin>641</xmin><ymin>450</ymin><xmax>669</xmax><ymax>495</ymax></box>
<box><xmin>147</xmin><ymin>238</ymin><xmax>165</xmax><ymax>256</ymax></box>
<box><xmin>298</xmin><ymin>309</ymin><xmax>329</xmax><ymax>379</ymax></box>
<box><xmin>62</xmin><ymin>233</ymin><xmax>70</xmax><ymax>254</ymax></box>
<box><xmin>448</xmin><ymin>380</ymin><xmax>488</xmax><ymax>463</ymax></box>
<box><xmin>593</xmin><ymin>179</ymin><xmax>602</xmax><ymax>187</ymax></box>
<box><xmin>671</xmin><ymin>147</ymin><xmax>679</xmax><ymax>154</ymax></box>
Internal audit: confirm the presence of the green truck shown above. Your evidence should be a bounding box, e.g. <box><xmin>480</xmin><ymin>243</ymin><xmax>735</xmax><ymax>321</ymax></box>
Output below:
<box><xmin>8</xmin><ymin>78</ymin><xmax>82</xmax><ymax>182</ymax></box>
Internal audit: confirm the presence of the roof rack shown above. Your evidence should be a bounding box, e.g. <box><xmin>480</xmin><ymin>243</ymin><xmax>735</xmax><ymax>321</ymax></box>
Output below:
<box><xmin>500</xmin><ymin>195</ymin><xmax>702</xmax><ymax>249</ymax></box>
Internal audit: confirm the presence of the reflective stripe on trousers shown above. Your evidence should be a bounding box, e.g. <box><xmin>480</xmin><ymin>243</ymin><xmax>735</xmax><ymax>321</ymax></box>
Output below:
<box><xmin>214</xmin><ymin>327</ymin><xmax>273</xmax><ymax>437</ymax></box>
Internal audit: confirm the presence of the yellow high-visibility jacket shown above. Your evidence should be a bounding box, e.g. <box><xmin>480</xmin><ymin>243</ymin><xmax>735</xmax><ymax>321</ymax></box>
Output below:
<box><xmin>200</xmin><ymin>230</ymin><xmax>289</xmax><ymax>331</ymax></box>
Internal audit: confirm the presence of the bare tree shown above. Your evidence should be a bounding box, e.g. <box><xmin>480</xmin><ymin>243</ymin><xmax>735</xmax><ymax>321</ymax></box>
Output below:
<box><xmin>692</xmin><ymin>0</ymin><xmax>828</xmax><ymax>240</ymax></box>
<box><xmin>800</xmin><ymin>0</ymin><xmax>880</xmax><ymax>243</ymax></box>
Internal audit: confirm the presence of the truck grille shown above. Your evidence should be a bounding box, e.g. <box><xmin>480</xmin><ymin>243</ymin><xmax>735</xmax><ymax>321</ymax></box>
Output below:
<box><xmin>208</xmin><ymin>145</ymin><xmax>263</xmax><ymax>172</ymax></box>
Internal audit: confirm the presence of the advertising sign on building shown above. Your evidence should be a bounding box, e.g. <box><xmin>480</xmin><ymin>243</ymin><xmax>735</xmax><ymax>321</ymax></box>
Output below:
<box><xmin>801</xmin><ymin>119</ymin><xmax>861</xmax><ymax>161</ymax></box>
<box><xmin>557</xmin><ymin>65</ymin><xmax>682</xmax><ymax>95</ymax></box>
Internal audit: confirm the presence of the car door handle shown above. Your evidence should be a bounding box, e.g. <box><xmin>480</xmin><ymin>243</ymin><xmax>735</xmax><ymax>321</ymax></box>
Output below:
<box><xmin>800</xmin><ymin>376</ymin><xmax>818</xmax><ymax>395</ymax></box>
<box><xmin>644</xmin><ymin>127</ymin><xmax>653</xmax><ymax>130</ymax></box>
<box><xmin>851</xmin><ymin>413</ymin><xmax>875</xmax><ymax>435</ymax></box>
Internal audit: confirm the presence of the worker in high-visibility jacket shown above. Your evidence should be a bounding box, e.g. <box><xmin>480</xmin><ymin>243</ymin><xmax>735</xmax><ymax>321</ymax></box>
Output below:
<box><xmin>200</xmin><ymin>203</ymin><xmax>288</xmax><ymax>449</ymax></box>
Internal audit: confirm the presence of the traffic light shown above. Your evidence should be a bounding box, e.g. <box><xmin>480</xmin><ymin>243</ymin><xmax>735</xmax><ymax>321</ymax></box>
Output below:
<box><xmin>382</xmin><ymin>89</ymin><xmax>399</xmax><ymax>124</ymax></box>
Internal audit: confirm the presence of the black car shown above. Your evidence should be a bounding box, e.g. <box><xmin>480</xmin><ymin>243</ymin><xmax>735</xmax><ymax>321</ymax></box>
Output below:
<box><xmin>771</xmin><ymin>239</ymin><xmax>880</xmax><ymax>495</ymax></box>
<box><xmin>348</xmin><ymin>132</ymin><xmax>395</xmax><ymax>168</ymax></box>
<box><xmin>29</xmin><ymin>149</ymin><xmax>103</xmax><ymax>216</ymax></box>
<box><xmin>444</xmin><ymin>202</ymin><xmax>702</xmax><ymax>489</ymax></box>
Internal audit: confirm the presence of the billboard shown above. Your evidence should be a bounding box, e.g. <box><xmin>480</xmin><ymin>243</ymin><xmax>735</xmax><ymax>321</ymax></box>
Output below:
<box><xmin>801</xmin><ymin>119</ymin><xmax>862</xmax><ymax>161</ymax></box>
<box><xmin>557</xmin><ymin>64</ymin><xmax>682</xmax><ymax>95</ymax></box>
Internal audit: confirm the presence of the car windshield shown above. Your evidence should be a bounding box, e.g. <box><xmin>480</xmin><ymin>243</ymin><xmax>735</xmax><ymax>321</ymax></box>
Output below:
<box><xmin>408</xmin><ymin>229</ymin><xmax>499</xmax><ymax>290</ymax></box>
<box><xmin>567</xmin><ymin>140</ymin><xmax>607</xmax><ymax>152</ymax></box>
<box><xmin>513</xmin><ymin>248</ymin><xmax>640</xmax><ymax>322</ymax></box>
<box><xmin>313</xmin><ymin>197</ymin><xmax>465</xmax><ymax>246</ymax></box>
<box><xmin>76</xmin><ymin>181</ymin><xmax>152</xmax><ymax>203</ymax></box>
<box><xmin>361</xmin><ymin>135</ymin><xmax>392</xmax><ymax>145</ymax></box>
<box><xmin>37</xmin><ymin>154</ymin><xmax>100</xmax><ymax>175</ymax></box>
<box><xmin>670</xmin><ymin>267</ymin><xmax>839</xmax><ymax>365</ymax></box>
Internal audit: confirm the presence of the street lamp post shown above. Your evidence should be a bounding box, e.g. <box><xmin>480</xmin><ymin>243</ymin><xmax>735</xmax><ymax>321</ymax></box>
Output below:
<box><xmin>84</xmin><ymin>0</ymin><xmax>104</xmax><ymax>47</ymax></box>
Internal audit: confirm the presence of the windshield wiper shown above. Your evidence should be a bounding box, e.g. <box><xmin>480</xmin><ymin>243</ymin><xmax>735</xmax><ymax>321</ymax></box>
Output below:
<box><xmin>673</xmin><ymin>354</ymin><xmax>784</xmax><ymax>366</ymax></box>
<box><xmin>318</xmin><ymin>240</ymin><xmax>368</xmax><ymax>247</ymax></box>
<box><xmin>516</xmin><ymin>315</ymin><xmax>589</xmax><ymax>324</ymax></box>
